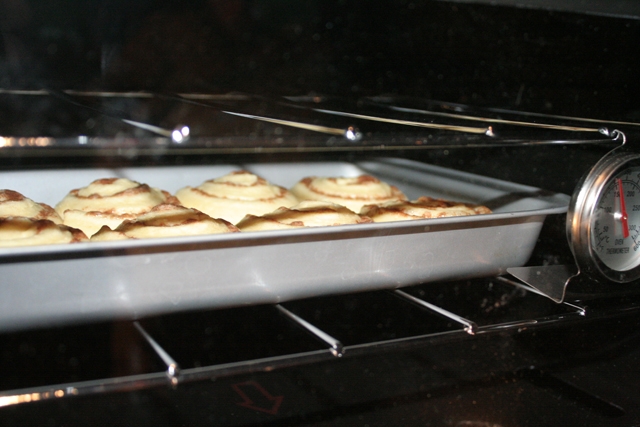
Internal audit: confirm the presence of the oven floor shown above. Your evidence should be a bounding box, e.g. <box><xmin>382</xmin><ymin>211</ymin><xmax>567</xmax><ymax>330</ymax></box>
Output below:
<box><xmin>1</xmin><ymin>340</ymin><xmax>639</xmax><ymax>427</ymax></box>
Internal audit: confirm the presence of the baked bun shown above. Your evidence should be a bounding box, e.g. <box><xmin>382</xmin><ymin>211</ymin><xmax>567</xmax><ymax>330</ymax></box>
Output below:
<box><xmin>237</xmin><ymin>200</ymin><xmax>373</xmax><ymax>232</ymax></box>
<box><xmin>0</xmin><ymin>189</ymin><xmax>62</xmax><ymax>224</ymax></box>
<box><xmin>175</xmin><ymin>170</ymin><xmax>299</xmax><ymax>224</ymax></box>
<box><xmin>290</xmin><ymin>175</ymin><xmax>407</xmax><ymax>213</ymax></box>
<box><xmin>0</xmin><ymin>217</ymin><xmax>88</xmax><ymax>247</ymax></box>
<box><xmin>55</xmin><ymin>178</ymin><xmax>179</xmax><ymax>237</ymax></box>
<box><xmin>91</xmin><ymin>204</ymin><xmax>239</xmax><ymax>241</ymax></box>
<box><xmin>360</xmin><ymin>196</ymin><xmax>492</xmax><ymax>222</ymax></box>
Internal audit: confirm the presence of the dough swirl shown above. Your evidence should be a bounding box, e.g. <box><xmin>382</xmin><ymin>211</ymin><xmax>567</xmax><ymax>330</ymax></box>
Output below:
<box><xmin>91</xmin><ymin>204</ymin><xmax>239</xmax><ymax>241</ymax></box>
<box><xmin>237</xmin><ymin>200</ymin><xmax>373</xmax><ymax>231</ymax></box>
<box><xmin>291</xmin><ymin>175</ymin><xmax>406</xmax><ymax>213</ymax></box>
<box><xmin>55</xmin><ymin>178</ymin><xmax>178</xmax><ymax>237</ymax></box>
<box><xmin>360</xmin><ymin>196</ymin><xmax>492</xmax><ymax>222</ymax></box>
<box><xmin>0</xmin><ymin>189</ymin><xmax>62</xmax><ymax>224</ymax></box>
<box><xmin>0</xmin><ymin>217</ymin><xmax>88</xmax><ymax>247</ymax></box>
<box><xmin>176</xmin><ymin>170</ymin><xmax>299</xmax><ymax>224</ymax></box>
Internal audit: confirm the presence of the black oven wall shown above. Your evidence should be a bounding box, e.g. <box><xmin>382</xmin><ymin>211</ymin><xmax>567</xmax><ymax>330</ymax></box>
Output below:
<box><xmin>1</xmin><ymin>0</ymin><xmax>638</xmax><ymax>120</ymax></box>
<box><xmin>2</xmin><ymin>0</ymin><xmax>639</xmax><ymax>196</ymax></box>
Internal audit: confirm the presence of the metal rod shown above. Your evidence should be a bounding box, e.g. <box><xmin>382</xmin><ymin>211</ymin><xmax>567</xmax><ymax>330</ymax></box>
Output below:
<box><xmin>313</xmin><ymin>108</ymin><xmax>491</xmax><ymax>135</ymax></box>
<box><xmin>0</xmin><ymin>88</ymin><xmax>251</xmax><ymax>101</ymax></box>
<box><xmin>393</xmin><ymin>289</ymin><xmax>478</xmax><ymax>335</ymax></box>
<box><xmin>121</xmin><ymin>119</ymin><xmax>172</xmax><ymax>138</ymax></box>
<box><xmin>1</xmin><ymin>88</ymin><xmax>624</xmax><ymax>142</ymax></box>
<box><xmin>152</xmin><ymin>92</ymin><xmax>363</xmax><ymax>140</ymax></box>
<box><xmin>367</xmin><ymin>96</ymin><xmax>640</xmax><ymax>128</ymax></box>
<box><xmin>385</xmin><ymin>105</ymin><xmax>601</xmax><ymax>132</ymax></box>
<box><xmin>4</xmin><ymin>88</ymin><xmax>637</xmax><ymax>129</ymax></box>
<box><xmin>44</xmin><ymin>89</ymin><xmax>178</xmax><ymax>139</ymax></box>
<box><xmin>133</xmin><ymin>321</ymin><xmax>181</xmax><ymax>386</ymax></box>
<box><xmin>485</xmin><ymin>105</ymin><xmax>640</xmax><ymax>128</ymax></box>
<box><xmin>275</xmin><ymin>304</ymin><xmax>344</xmax><ymax>357</ymax></box>
<box><xmin>221</xmin><ymin>111</ymin><xmax>354</xmax><ymax>138</ymax></box>
<box><xmin>0</xmin><ymin>349</ymin><xmax>335</xmax><ymax>408</ymax></box>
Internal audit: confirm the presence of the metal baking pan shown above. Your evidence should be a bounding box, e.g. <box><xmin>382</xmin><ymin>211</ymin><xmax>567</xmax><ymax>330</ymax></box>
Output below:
<box><xmin>0</xmin><ymin>158</ymin><xmax>569</xmax><ymax>331</ymax></box>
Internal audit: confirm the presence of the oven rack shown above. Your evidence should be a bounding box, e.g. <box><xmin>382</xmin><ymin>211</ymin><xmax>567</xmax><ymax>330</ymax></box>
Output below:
<box><xmin>1</xmin><ymin>274</ymin><xmax>638</xmax><ymax>408</ymax></box>
<box><xmin>0</xmin><ymin>91</ymin><xmax>630</xmax><ymax>157</ymax></box>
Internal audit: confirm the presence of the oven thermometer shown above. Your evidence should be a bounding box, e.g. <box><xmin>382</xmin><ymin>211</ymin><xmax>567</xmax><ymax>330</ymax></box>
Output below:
<box><xmin>509</xmin><ymin>130</ymin><xmax>636</xmax><ymax>302</ymax></box>
<box><xmin>568</xmin><ymin>138</ymin><xmax>640</xmax><ymax>283</ymax></box>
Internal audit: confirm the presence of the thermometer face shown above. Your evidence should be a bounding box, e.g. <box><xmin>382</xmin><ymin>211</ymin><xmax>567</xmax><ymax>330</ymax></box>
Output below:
<box><xmin>568</xmin><ymin>144</ymin><xmax>640</xmax><ymax>283</ymax></box>
<box><xmin>591</xmin><ymin>167</ymin><xmax>640</xmax><ymax>272</ymax></box>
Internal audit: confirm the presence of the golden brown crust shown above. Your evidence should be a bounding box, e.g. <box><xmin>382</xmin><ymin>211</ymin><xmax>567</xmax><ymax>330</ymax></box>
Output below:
<box><xmin>290</xmin><ymin>175</ymin><xmax>407</xmax><ymax>213</ymax></box>
<box><xmin>0</xmin><ymin>189</ymin><xmax>63</xmax><ymax>224</ymax></box>
<box><xmin>91</xmin><ymin>204</ymin><xmax>239</xmax><ymax>241</ymax></box>
<box><xmin>237</xmin><ymin>201</ymin><xmax>373</xmax><ymax>232</ymax></box>
<box><xmin>360</xmin><ymin>196</ymin><xmax>492</xmax><ymax>222</ymax></box>
<box><xmin>0</xmin><ymin>217</ymin><xmax>88</xmax><ymax>247</ymax></box>
<box><xmin>0</xmin><ymin>189</ymin><xmax>26</xmax><ymax>202</ymax></box>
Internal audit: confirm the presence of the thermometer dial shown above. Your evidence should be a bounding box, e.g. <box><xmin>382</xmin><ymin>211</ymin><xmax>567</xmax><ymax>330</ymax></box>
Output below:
<box><xmin>591</xmin><ymin>172</ymin><xmax>640</xmax><ymax>272</ymax></box>
<box><xmin>568</xmin><ymin>150</ymin><xmax>640</xmax><ymax>283</ymax></box>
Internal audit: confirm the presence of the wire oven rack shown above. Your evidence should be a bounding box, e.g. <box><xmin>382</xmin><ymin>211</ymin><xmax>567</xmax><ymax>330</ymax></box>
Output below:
<box><xmin>1</xmin><ymin>273</ymin><xmax>638</xmax><ymax>408</ymax></box>
<box><xmin>0</xmin><ymin>90</ymin><xmax>635</xmax><ymax>157</ymax></box>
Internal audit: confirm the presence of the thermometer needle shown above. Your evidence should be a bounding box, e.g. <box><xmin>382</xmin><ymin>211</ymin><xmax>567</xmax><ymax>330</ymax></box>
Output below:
<box><xmin>618</xmin><ymin>178</ymin><xmax>630</xmax><ymax>238</ymax></box>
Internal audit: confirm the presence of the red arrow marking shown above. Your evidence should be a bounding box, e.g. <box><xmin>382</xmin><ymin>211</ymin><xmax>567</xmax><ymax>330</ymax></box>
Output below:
<box><xmin>618</xmin><ymin>178</ymin><xmax>630</xmax><ymax>238</ymax></box>
<box><xmin>231</xmin><ymin>381</ymin><xmax>284</xmax><ymax>415</ymax></box>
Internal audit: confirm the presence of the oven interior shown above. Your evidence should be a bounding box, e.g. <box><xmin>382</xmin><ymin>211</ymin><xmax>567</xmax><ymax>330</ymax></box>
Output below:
<box><xmin>1</xmin><ymin>1</ymin><xmax>640</xmax><ymax>425</ymax></box>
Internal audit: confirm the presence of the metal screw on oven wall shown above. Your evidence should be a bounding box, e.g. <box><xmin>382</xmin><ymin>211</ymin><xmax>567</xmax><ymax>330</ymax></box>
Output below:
<box><xmin>167</xmin><ymin>364</ymin><xmax>180</xmax><ymax>387</ymax></box>
<box><xmin>171</xmin><ymin>125</ymin><xmax>191</xmax><ymax>143</ymax></box>
<box><xmin>344</xmin><ymin>126</ymin><xmax>362</xmax><ymax>142</ymax></box>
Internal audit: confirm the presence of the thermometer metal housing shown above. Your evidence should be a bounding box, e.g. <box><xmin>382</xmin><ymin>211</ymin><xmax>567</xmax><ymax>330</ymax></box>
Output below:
<box><xmin>568</xmin><ymin>151</ymin><xmax>640</xmax><ymax>283</ymax></box>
